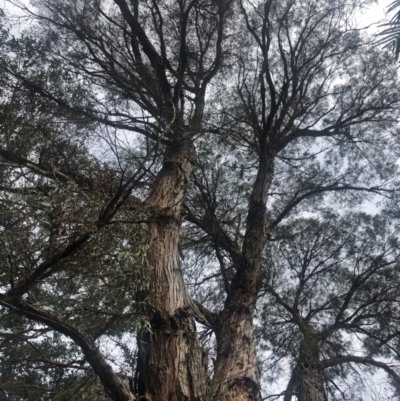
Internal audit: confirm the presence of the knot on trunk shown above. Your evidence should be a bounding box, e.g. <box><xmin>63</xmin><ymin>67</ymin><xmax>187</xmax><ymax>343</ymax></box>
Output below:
<box><xmin>229</xmin><ymin>377</ymin><xmax>261</xmax><ymax>401</ymax></box>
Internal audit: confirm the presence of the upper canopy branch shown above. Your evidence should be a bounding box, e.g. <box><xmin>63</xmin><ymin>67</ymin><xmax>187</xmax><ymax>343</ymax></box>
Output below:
<box><xmin>112</xmin><ymin>0</ymin><xmax>171</xmax><ymax>99</ymax></box>
<box><xmin>268</xmin><ymin>183</ymin><xmax>398</xmax><ymax>231</ymax></box>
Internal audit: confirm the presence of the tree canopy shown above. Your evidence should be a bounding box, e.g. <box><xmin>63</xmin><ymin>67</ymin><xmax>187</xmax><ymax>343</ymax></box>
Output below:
<box><xmin>0</xmin><ymin>0</ymin><xmax>400</xmax><ymax>400</ymax></box>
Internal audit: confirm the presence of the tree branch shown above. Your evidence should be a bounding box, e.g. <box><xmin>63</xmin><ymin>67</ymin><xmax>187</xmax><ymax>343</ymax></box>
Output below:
<box><xmin>0</xmin><ymin>296</ymin><xmax>135</xmax><ymax>401</ymax></box>
<box><xmin>322</xmin><ymin>355</ymin><xmax>400</xmax><ymax>386</ymax></box>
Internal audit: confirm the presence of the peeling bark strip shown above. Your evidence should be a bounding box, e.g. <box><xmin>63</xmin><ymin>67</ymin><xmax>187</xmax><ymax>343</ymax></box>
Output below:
<box><xmin>136</xmin><ymin>140</ymin><xmax>208</xmax><ymax>401</ymax></box>
<box><xmin>137</xmin><ymin>320</ymin><xmax>208</xmax><ymax>401</ymax></box>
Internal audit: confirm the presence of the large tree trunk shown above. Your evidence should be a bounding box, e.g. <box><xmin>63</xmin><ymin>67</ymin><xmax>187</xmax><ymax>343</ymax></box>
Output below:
<box><xmin>297</xmin><ymin>334</ymin><xmax>326</xmax><ymax>401</ymax></box>
<box><xmin>212</xmin><ymin>307</ymin><xmax>260</xmax><ymax>401</ymax></box>
<box><xmin>298</xmin><ymin>369</ymin><xmax>326</xmax><ymax>401</ymax></box>
<box><xmin>211</xmin><ymin>152</ymin><xmax>275</xmax><ymax>401</ymax></box>
<box><xmin>136</xmin><ymin>140</ymin><xmax>209</xmax><ymax>401</ymax></box>
<box><xmin>283</xmin><ymin>363</ymin><xmax>326</xmax><ymax>401</ymax></box>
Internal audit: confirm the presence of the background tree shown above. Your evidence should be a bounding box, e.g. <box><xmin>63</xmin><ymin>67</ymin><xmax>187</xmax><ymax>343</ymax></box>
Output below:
<box><xmin>0</xmin><ymin>23</ymin><xmax>152</xmax><ymax>400</ymax></box>
<box><xmin>1</xmin><ymin>0</ymin><xmax>400</xmax><ymax>400</ymax></box>
<box><xmin>183</xmin><ymin>0</ymin><xmax>400</xmax><ymax>399</ymax></box>
<box><xmin>256</xmin><ymin>213</ymin><xmax>400</xmax><ymax>400</ymax></box>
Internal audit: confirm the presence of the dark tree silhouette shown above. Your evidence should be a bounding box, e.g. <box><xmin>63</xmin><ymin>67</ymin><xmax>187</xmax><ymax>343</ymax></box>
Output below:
<box><xmin>0</xmin><ymin>0</ymin><xmax>400</xmax><ymax>400</ymax></box>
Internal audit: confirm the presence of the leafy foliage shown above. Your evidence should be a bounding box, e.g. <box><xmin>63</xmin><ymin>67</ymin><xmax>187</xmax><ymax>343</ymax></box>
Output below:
<box><xmin>1</xmin><ymin>0</ymin><xmax>400</xmax><ymax>400</ymax></box>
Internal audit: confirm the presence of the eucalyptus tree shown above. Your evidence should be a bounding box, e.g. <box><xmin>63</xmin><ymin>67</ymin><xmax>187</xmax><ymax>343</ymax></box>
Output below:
<box><xmin>183</xmin><ymin>0</ymin><xmax>400</xmax><ymax>399</ymax></box>
<box><xmin>0</xmin><ymin>0</ymin><xmax>234</xmax><ymax>399</ymax></box>
<box><xmin>0</xmin><ymin>27</ymin><xmax>151</xmax><ymax>400</ymax></box>
<box><xmin>256</xmin><ymin>214</ymin><xmax>400</xmax><ymax>400</ymax></box>
<box><xmin>1</xmin><ymin>0</ymin><xmax>400</xmax><ymax>401</ymax></box>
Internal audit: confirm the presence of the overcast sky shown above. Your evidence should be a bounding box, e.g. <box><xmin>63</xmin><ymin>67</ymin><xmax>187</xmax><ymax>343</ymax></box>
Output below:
<box><xmin>355</xmin><ymin>0</ymin><xmax>394</xmax><ymax>33</ymax></box>
<box><xmin>0</xmin><ymin>0</ymin><xmax>393</xmax><ymax>26</ymax></box>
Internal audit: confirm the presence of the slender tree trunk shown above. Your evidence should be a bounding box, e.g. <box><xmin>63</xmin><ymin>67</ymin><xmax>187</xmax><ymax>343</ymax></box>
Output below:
<box><xmin>211</xmin><ymin>152</ymin><xmax>275</xmax><ymax>401</ymax></box>
<box><xmin>136</xmin><ymin>139</ymin><xmax>209</xmax><ymax>401</ymax></box>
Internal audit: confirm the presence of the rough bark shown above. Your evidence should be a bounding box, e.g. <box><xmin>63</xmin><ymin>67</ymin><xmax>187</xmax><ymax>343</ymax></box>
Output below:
<box><xmin>282</xmin><ymin>334</ymin><xmax>326</xmax><ymax>401</ymax></box>
<box><xmin>297</xmin><ymin>333</ymin><xmax>326</xmax><ymax>401</ymax></box>
<box><xmin>212</xmin><ymin>308</ymin><xmax>260</xmax><ymax>401</ymax></box>
<box><xmin>211</xmin><ymin>152</ymin><xmax>275</xmax><ymax>401</ymax></box>
<box><xmin>136</xmin><ymin>139</ymin><xmax>209</xmax><ymax>401</ymax></box>
<box><xmin>298</xmin><ymin>368</ymin><xmax>326</xmax><ymax>401</ymax></box>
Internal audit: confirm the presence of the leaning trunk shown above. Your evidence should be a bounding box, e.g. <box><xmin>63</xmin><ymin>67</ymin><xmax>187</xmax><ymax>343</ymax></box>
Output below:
<box><xmin>211</xmin><ymin>151</ymin><xmax>275</xmax><ymax>401</ymax></box>
<box><xmin>136</xmin><ymin>140</ymin><xmax>208</xmax><ymax>401</ymax></box>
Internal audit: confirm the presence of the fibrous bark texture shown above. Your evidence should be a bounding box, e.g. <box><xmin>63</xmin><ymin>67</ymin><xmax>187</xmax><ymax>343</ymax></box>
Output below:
<box><xmin>136</xmin><ymin>140</ymin><xmax>209</xmax><ymax>401</ymax></box>
<box><xmin>211</xmin><ymin>153</ymin><xmax>275</xmax><ymax>401</ymax></box>
<box><xmin>298</xmin><ymin>335</ymin><xmax>326</xmax><ymax>401</ymax></box>
<box><xmin>212</xmin><ymin>309</ymin><xmax>261</xmax><ymax>401</ymax></box>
